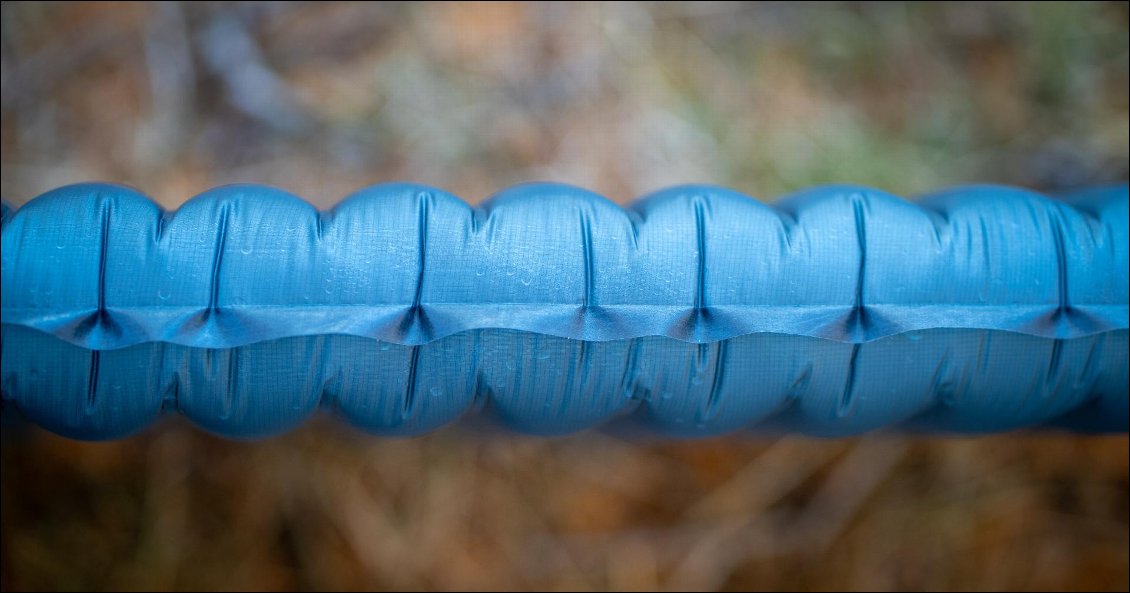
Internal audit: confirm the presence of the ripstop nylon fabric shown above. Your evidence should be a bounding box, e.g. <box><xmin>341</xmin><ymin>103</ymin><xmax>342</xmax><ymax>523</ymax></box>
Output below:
<box><xmin>2</xmin><ymin>182</ymin><xmax>1127</xmax><ymax>438</ymax></box>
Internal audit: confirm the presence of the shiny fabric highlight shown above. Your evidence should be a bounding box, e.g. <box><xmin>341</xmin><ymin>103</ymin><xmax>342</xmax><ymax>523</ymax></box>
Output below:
<box><xmin>2</xmin><ymin>183</ymin><xmax>1127</xmax><ymax>438</ymax></box>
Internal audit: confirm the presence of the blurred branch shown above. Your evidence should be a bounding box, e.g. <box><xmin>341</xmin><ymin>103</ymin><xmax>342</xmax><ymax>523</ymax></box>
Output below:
<box><xmin>197</xmin><ymin>11</ymin><xmax>313</xmax><ymax>133</ymax></box>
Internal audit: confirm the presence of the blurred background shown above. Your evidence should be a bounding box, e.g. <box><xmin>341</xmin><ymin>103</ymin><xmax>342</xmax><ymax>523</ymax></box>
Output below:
<box><xmin>1</xmin><ymin>1</ymin><xmax>1127</xmax><ymax>591</ymax></box>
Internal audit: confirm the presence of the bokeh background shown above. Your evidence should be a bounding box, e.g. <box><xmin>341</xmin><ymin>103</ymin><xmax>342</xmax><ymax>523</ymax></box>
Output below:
<box><xmin>1</xmin><ymin>1</ymin><xmax>1127</xmax><ymax>590</ymax></box>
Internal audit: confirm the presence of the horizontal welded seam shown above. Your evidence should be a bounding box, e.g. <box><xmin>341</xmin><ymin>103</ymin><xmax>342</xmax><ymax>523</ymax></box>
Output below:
<box><xmin>3</xmin><ymin>302</ymin><xmax>1127</xmax><ymax>350</ymax></box>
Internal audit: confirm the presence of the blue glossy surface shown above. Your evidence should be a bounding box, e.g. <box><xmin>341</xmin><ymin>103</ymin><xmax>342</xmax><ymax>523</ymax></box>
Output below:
<box><xmin>2</xmin><ymin>183</ymin><xmax>1127</xmax><ymax>438</ymax></box>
